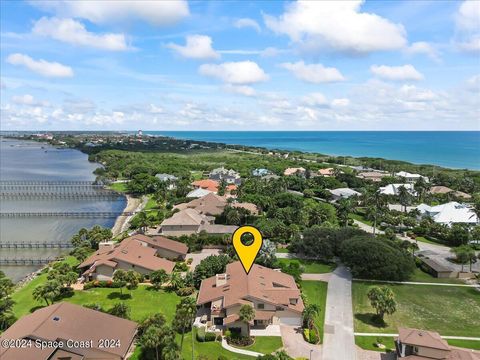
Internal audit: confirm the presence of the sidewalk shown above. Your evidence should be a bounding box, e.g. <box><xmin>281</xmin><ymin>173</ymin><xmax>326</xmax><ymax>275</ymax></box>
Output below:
<box><xmin>220</xmin><ymin>338</ymin><xmax>263</xmax><ymax>357</ymax></box>
<box><xmin>355</xmin><ymin>333</ymin><xmax>480</xmax><ymax>341</ymax></box>
<box><xmin>354</xmin><ymin>279</ymin><xmax>479</xmax><ymax>287</ymax></box>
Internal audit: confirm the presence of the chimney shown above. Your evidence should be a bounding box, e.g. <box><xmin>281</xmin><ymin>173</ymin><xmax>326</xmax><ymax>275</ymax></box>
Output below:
<box><xmin>216</xmin><ymin>273</ymin><xmax>228</xmax><ymax>287</ymax></box>
<box><xmin>98</xmin><ymin>241</ymin><xmax>115</xmax><ymax>251</ymax></box>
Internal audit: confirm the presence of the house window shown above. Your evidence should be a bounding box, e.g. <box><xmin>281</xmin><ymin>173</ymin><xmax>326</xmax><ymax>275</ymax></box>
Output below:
<box><xmin>275</xmin><ymin>306</ymin><xmax>284</xmax><ymax>311</ymax></box>
<box><xmin>257</xmin><ymin>303</ymin><xmax>265</xmax><ymax>309</ymax></box>
<box><xmin>414</xmin><ymin>347</ymin><xmax>419</xmax><ymax>353</ymax></box>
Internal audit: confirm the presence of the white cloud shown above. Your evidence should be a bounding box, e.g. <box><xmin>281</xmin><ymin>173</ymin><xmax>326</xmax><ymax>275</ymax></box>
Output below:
<box><xmin>33</xmin><ymin>17</ymin><xmax>129</xmax><ymax>51</ymax></box>
<box><xmin>302</xmin><ymin>93</ymin><xmax>329</xmax><ymax>106</ymax></box>
<box><xmin>12</xmin><ymin>94</ymin><xmax>49</xmax><ymax>106</ymax></box>
<box><xmin>454</xmin><ymin>1</ymin><xmax>480</xmax><ymax>53</ymax></box>
<box><xmin>280</xmin><ymin>61</ymin><xmax>345</xmax><ymax>83</ymax></box>
<box><xmin>6</xmin><ymin>53</ymin><xmax>74</xmax><ymax>78</ymax></box>
<box><xmin>331</xmin><ymin>98</ymin><xmax>350</xmax><ymax>107</ymax></box>
<box><xmin>405</xmin><ymin>42</ymin><xmax>441</xmax><ymax>62</ymax></box>
<box><xmin>370</xmin><ymin>64</ymin><xmax>424</xmax><ymax>81</ymax></box>
<box><xmin>264</xmin><ymin>0</ymin><xmax>406</xmax><ymax>54</ymax></box>
<box><xmin>199</xmin><ymin>61</ymin><xmax>268</xmax><ymax>84</ymax></box>
<box><xmin>234</xmin><ymin>18</ymin><xmax>261</xmax><ymax>32</ymax></box>
<box><xmin>225</xmin><ymin>84</ymin><xmax>256</xmax><ymax>96</ymax></box>
<box><xmin>149</xmin><ymin>104</ymin><xmax>164</xmax><ymax>113</ymax></box>
<box><xmin>30</xmin><ymin>0</ymin><xmax>189</xmax><ymax>26</ymax></box>
<box><xmin>167</xmin><ymin>35</ymin><xmax>220</xmax><ymax>60</ymax></box>
<box><xmin>466</xmin><ymin>74</ymin><xmax>480</xmax><ymax>91</ymax></box>
<box><xmin>399</xmin><ymin>85</ymin><xmax>436</xmax><ymax>102</ymax></box>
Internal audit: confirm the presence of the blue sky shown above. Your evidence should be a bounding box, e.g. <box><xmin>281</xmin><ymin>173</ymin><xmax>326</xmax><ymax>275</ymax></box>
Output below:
<box><xmin>1</xmin><ymin>0</ymin><xmax>479</xmax><ymax>131</ymax></box>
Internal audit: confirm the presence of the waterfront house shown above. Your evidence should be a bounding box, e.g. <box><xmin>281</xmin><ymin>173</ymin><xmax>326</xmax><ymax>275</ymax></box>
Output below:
<box><xmin>192</xmin><ymin>179</ymin><xmax>219</xmax><ymax>192</ymax></box>
<box><xmin>187</xmin><ymin>188</ymin><xmax>213</xmax><ymax>198</ymax></box>
<box><xmin>284</xmin><ymin>167</ymin><xmax>306</xmax><ymax>176</ymax></box>
<box><xmin>175</xmin><ymin>193</ymin><xmax>228</xmax><ymax>216</ymax></box>
<box><xmin>329</xmin><ymin>187</ymin><xmax>361</xmax><ymax>200</ymax></box>
<box><xmin>196</xmin><ymin>262</ymin><xmax>304</xmax><ymax>336</ymax></box>
<box><xmin>79</xmin><ymin>237</ymin><xmax>175</xmax><ymax>281</ymax></box>
<box><xmin>252</xmin><ymin>168</ymin><xmax>271</xmax><ymax>177</ymax></box>
<box><xmin>128</xmin><ymin>234</ymin><xmax>188</xmax><ymax>260</ymax></box>
<box><xmin>155</xmin><ymin>173</ymin><xmax>178</xmax><ymax>189</ymax></box>
<box><xmin>416</xmin><ymin>201</ymin><xmax>478</xmax><ymax>226</ymax></box>
<box><xmin>379</xmin><ymin>183</ymin><xmax>416</xmax><ymax>196</ymax></box>
<box><xmin>209</xmin><ymin>167</ymin><xmax>242</xmax><ymax>185</ymax></box>
<box><xmin>395</xmin><ymin>327</ymin><xmax>480</xmax><ymax>359</ymax></box>
<box><xmin>356</xmin><ymin>171</ymin><xmax>388</xmax><ymax>182</ymax></box>
<box><xmin>318</xmin><ymin>168</ymin><xmax>336</xmax><ymax>177</ymax></box>
<box><xmin>160</xmin><ymin>208</ymin><xmax>238</xmax><ymax>236</ymax></box>
<box><xmin>395</xmin><ymin>171</ymin><xmax>429</xmax><ymax>184</ymax></box>
<box><xmin>0</xmin><ymin>302</ymin><xmax>137</xmax><ymax>360</ymax></box>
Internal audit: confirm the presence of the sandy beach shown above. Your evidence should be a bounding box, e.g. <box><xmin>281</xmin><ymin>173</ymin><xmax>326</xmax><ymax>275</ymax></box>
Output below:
<box><xmin>111</xmin><ymin>194</ymin><xmax>146</xmax><ymax>237</ymax></box>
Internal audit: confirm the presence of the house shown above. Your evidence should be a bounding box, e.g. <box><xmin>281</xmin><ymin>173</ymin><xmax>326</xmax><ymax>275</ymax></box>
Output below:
<box><xmin>252</xmin><ymin>168</ymin><xmax>271</xmax><ymax>177</ymax></box>
<box><xmin>416</xmin><ymin>202</ymin><xmax>478</xmax><ymax>226</ymax></box>
<box><xmin>187</xmin><ymin>188</ymin><xmax>213</xmax><ymax>198</ymax></box>
<box><xmin>155</xmin><ymin>173</ymin><xmax>178</xmax><ymax>182</ymax></box>
<box><xmin>318</xmin><ymin>168</ymin><xmax>335</xmax><ymax>177</ymax></box>
<box><xmin>128</xmin><ymin>234</ymin><xmax>188</xmax><ymax>260</ymax></box>
<box><xmin>0</xmin><ymin>302</ymin><xmax>137</xmax><ymax>360</ymax></box>
<box><xmin>379</xmin><ymin>183</ymin><xmax>416</xmax><ymax>196</ymax></box>
<box><xmin>329</xmin><ymin>188</ymin><xmax>361</xmax><ymax>200</ymax></box>
<box><xmin>284</xmin><ymin>167</ymin><xmax>306</xmax><ymax>176</ymax></box>
<box><xmin>396</xmin><ymin>171</ymin><xmax>429</xmax><ymax>184</ymax></box>
<box><xmin>192</xmin><ymin>179</ymin><xmax>219</xmax><ymax>192</ymax></box>
<box><xmin>395</xmin><ymin>327</ymin><xmax>480</xmax><ymax>359</ymax></box>
<box><xmin>196</xmin><ymin>262</ymin><xmax>304</xmax><ymax>336</ymax></box>
<box><xmin>231</xmin><ymin>202</ymin><xmax>260</xmax><ymax>215</ymax></box>
<box><xmin>175</xmin><ymin>193</ymin><xmax>228</xmax><ymax>216</ymax></box>
<box><xmin>160</xmin><ymin>208</ymin><xmax>238</xmax><ymax>236</ymax></box>
<box><xmin>419</xmin><ymin>258</ymin><xmax>456</xmax><ymax>278</ymax></box>
<box><xmin>78</xmin><ymin>237</ymin><xmax>175</xmax><ymax>281</ymax></box>
<box><xmin>430</xmin><ymin>186</ymin><xmax>472</xmax><ymax>199</ymax></box>
<box><xmin>209</xmin><ymin>167</ymin><xmax>242</xmax><ymax>185</ymax></box>
<box><xmin>357</xmin><ymin>171</ymin><xmax>388</xmax><ymax>182</ymax></box>
<box><xmin>262</xmin><ymin>174</ymin><xmax>281</xmax><ymax>181</ymax></box>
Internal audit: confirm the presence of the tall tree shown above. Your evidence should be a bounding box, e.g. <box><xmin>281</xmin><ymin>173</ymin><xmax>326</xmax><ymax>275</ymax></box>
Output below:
<box><xmin>239</xmin><ymin>304</ymin><xmax>255</xmax><ymax>337</ymax></box>
<box><xmin>367</xmin><ymin>286</ymin><xmax>397</xmax><ymax>323</ymax></box>
<box><xmin>397</xmin><ymin>185</ymin><xmax>412</xmax><ymax>213</ymax></box>
<box><xmin>337</xmin><ymin>197</ymin><xmax>354</xmax><ymax>227</ymax></box>
<box><xmin>0</xmin><ymin>271</ymin><xmax>15</xmax><ymax>330</ymax></box>
<box><xmin>172</xmin><ymin>296</ymin><xmax>197</xmax><ymax>351</ymax></box>
<box><xmin>32</xmin><ymin>280</ymin><xmax>62</xmax><ymax>306</ymax></box>
<box><xmin>140</xmin><ymin>325</ymin><xmax>163</xmax><ymax>360</ymax></box>
<box><xmin>150</xmin><ymin>269</ymin><xmax>168</xmax><ymax>290</ymax></box>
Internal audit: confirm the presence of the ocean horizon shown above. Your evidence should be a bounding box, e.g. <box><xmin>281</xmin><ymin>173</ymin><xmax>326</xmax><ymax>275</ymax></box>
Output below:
<box><xmin>143</xmin><ymin>131</ymin><xmax>480</xmax><ymax>170</ymax></box>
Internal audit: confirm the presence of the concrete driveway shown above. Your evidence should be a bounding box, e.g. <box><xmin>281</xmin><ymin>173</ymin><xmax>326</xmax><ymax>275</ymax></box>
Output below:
<box><xmin>280</xmin><ymin>325</ymin><xmax>321</xmax><ymax>359</ymax></box>
<box><xmin>186</xmin><ymin>249</ymin><xmax>221</xmax><ymax>270</ymax></box>
<box><xmin>251</xmin><ymin>325</ymin><xmax>281</xmax><ymax>337</ymax></box>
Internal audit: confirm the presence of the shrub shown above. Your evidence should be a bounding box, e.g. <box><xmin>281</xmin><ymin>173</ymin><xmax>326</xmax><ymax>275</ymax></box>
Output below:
<box><xmin>196</xmin><ymin>326</ymin><xmax>206</xmax><ymax>342</ymax></box>
<box><xmin>205</xmin><ymin>332</ymin><xmax>216</xmax><ymax>342</ymax></box>
<box><xmin>216</xmin><ymin>334</ymin><xmax>223</xmax><ymax>342</ymax></box>
<box><xmin>186</xmin><ymin>258</ymin><xmax>193</xmax><ymax>265</ymax></box>
<box><xmin>176</xmin><ymin>286</ymin><xmax>195</xmax><ymax>296</ymax></box>
<box><xmin>303</xmin><ymin>329</ymin><xmax>310</xmax><ymax>342</ymax></box>
<box><xmin>224</xmin><ymin>330</ymin><xmax>231</xmax><ymax>339</ymax></box>
<box><xmin>309</xmin><ymin>329</ymin><xmax>319</xmax><ymax>344</ymax></box>
<box><xmin>174</xmin><ymin>262</ymin><xmax>189</xmax><ymax>272</ymax></box>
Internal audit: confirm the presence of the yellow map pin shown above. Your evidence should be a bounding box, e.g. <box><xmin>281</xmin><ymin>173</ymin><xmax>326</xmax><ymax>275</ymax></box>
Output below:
<box><xmin>232</xmin><ymin>226</ymin><xmax>263</xmax><ymax>275</ymax></box>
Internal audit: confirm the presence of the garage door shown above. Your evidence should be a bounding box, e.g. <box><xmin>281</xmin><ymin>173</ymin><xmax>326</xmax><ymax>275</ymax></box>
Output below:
<box><xmin>279</xmin><ymin>317</ymin><xmax>302</xmax><ymax>326</ymax></box>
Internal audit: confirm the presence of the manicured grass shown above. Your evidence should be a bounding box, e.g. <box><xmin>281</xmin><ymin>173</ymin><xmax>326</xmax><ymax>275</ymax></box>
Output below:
<box><xmin>231</xmin><ymin>336</ymin><xmax>283</xmax><ymax>354</ymax></box>
<box><xmin>349</xmin><ymin>213</ymin><xmax>373</xmax><ymax>226</ymax></box>
<box><xmin>144</xmin><ymin>196</ymin><xmax>159</xmax><ymax>211</ymax></box>
<box><xmin>190</xmin><ymin>170</ymin><xmax>203</xmax><ymax>180</ymax></box>
<box><xmin>355</xmin><ymin>336</ymin><xmax>395</xmax><ymax>352</ymax></box>
<box><xmin>410</xmin><ymin>268</ymin><xmax>462</xmax><ymax>284</ymax></box>
<box><xmin>12</xmin><ymin>256</ymin><xmax>79</xmax><ymax>319</ymax></box>
<box><xmin>108</xmin><ymin>182</ymin><xmax>128</xmax><ymax>192</ymax></box>
<box><xmin>276</xmin><ymin>248</ymin><xmax>290</xmax><ymax>253</ymax></box>
<box><xmin>300</xmin><ymin>280</ymin><xmax>328</xmax><ymax>343</ymax></box>
<box><xmin>277</xmin><ymin>258</ymin><xmax>335</xmax><ymax>274</ymax></box>
<box><xmin>415</xmin><ymin>236</ymin><xmax>446</xmax><ymax>246</ymax></box>
<box><xmin>447</xmin><ymin>339</ymin><xmax>480</xmax><ymax>350</ymax></box>
<box><xmin>352</xmin><ymin>281</ymin><xmax>480</xmax><ymax>337</ymax></box>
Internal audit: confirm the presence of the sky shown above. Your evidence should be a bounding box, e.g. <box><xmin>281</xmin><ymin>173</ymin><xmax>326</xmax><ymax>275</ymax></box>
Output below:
<box><xmin>1</xmin><ymin>0</ymin><xmax>479</xmax><ymax>131</ymax></box>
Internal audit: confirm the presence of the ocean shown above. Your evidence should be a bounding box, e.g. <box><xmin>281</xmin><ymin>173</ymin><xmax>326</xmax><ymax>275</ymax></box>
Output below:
<box><xmin>0</xmin><ymin>138</ymin><xmax>126</xmax><ymax>282</ymax></box>
<box><xmin>147</xmin><ymin>131</ymin><xmax>480</xmax><ymax>170</ymax></box>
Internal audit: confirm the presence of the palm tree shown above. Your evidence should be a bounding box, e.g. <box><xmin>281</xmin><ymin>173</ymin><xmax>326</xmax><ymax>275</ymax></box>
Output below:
<box><xmin>414</xmin><ymin>177</ymin><xmax>429</xmax><ymax>201</ymax></box>
<box><xmin>136</xmin><ymin>211</ymin><xmax>149</xmax><ymax>233</ymax></box>
<box><xmin>302</xmin><ymin>304</ymin><xmax>320</xmax><ymax>330</ymax></box>
<box><xmin>397</xmin><ymin>185</ymin><xmax>412</xmax><ymax>213</ymax></box>
<box><xmin>173</xmin><ymin>297</ymin><xmax>197</xmax><ymax>351</ymax></box>
<box><xmin>337</xmin><ymin>198</ymin><xmax>353</xmax><ymax>227</ymax></box>
<box><xmin>32</xmin><ymin>280</ymin><xmax>61</xmax><ymax>306</ymax></box>
<box><xmin>238</xmin><ymin>304</ymin><xmax>255</xmax><ymax>337</ymax></box>
<box><xmin>150</xmin><ymin>269</ymin><xmax>168</xmax><ymax>290</ymax></box>
<box><xmin>140</xmin><ymin>326</ymin><xmax>163</xmax><ymax>360</ymax></box>
<box><xmin>168</xmin><ymin>272</ymin><xmax>183</xmax><ymax>291</ymax></box>
<box><xmin>364</xmin><ymin>190</ymin><xmax>387</xmax><ymax>236</ymax></box>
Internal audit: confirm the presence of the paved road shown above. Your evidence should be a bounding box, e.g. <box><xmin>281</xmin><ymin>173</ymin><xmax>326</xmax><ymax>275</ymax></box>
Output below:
<box><xmin>354</xmin><ymin>279</ymin><xmax>479</xmax><ymax>287</ymax></box>
<box><xmin>323</xmin><ymin>266</ymin><xmax>356</xmax><ymax>360</ymax></box>
<box><xmin>280</xmin><ymin>325</ymin><xmax>322</xmax><ymax>359</ymax></box>
<box><xmin>301</xmin><ymin>273</ymin><xmax>332</xmax><ymax>282</ymax></box>
<box><xmin>355</xmin><ymin>333</ymin><xmax>480</xmax><ymax>341</ymax></box>
<box><xmin>186</xmin><ymin>249</ymin><xmax>221</xmax><ymax>270</ymax></box>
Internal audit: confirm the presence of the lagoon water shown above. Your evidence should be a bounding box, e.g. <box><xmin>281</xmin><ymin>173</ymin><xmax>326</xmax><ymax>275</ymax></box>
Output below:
<box><xmin>152</xmin><ymin>131</ymin><xmax>480</xmax><ymax>170</ymax></box>
<box><xmin>0</xmin><ymin>138</ymin><xmax>126</xmax><ymax>282</ymax></box>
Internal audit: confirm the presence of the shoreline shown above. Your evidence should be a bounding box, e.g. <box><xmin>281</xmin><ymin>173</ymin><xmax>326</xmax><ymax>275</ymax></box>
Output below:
<box><xmin>111</xmin><ymin>194</ymin><xmax>145</xmax><ymax>237</ymax></box>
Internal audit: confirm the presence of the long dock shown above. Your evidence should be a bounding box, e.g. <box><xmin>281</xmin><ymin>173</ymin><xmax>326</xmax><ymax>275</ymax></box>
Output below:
<box><xmin>0</xmin><ymin>192</ymin><xmax>122</xmax><ymax>200</ymax></box>
<box><xmin>0</xmin><ymin>180</ymin><xmax>99</xmax><ymax>186</ymax></box>
<box><xmin>0</xmin><ymin>242</ymin><xmax>74</xmax><ymax>249</ymax></box>
<box><xmin>0</xmin><ymin>211</ymin><xmax>134</xmax><ymax>218</ymax></box>
<box><xmin>0</xmin><ymin>258</ymin><xmax>54</xmax><ymax>266</ymax></box>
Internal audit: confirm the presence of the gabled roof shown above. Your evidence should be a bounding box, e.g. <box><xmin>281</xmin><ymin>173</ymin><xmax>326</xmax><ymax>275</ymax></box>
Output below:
<box><xmin>129</xmin><ymin>234</ymin><xmax>188</xmax><ymax>255</ymax></box>
<box><xmin>417</xmin><ymin>202</ymin><xmax>478</xmax><ymax>225</ymax></box>
<box><xmin>78</xmin><ymin>237</ymin><xmax>175</xmax><ymax>273</ymax></box>
<box><xmin>176</xmin><ymin>193</ymin><xmax>227</xmax><ymax>216</ymax></box>
<box><xmin>397</xmin><ymin>327</ymin><xmax>450</xmax><ymax>350</ymax></box>
<box><xmin>329</xmin><ymin>188</ymin><xmax>361</xmax><ymax>198</ymax></box>
<box><xmin>161</xmin><ymin>208</ymin><xmax>208</xmax><ymax>226</ymax></box>
<box><xmin>186</xmin><ymin>188</ymin><xmax>213</xmax><ymax>198</ymax></box>
<box><xmin>284</xmin><ymin>167</ymin><xmax>305</xmax><ymax>176</ymax></box>
<box><xmin>379</xmin><ymin>183</ymin><xmax>416</xmax><ymax>196</ymax></box>
<box><xmin>197</xmin><ymin>262</ymin><xmax>304</xmax><ymax>314</ymax></box>
<box><xmin>192</xmin><ymin>179</ymin><xmax>219</xmax><ymax>192</ymax></box>
<box><xmin>0</xmin><ymin>302</ymin><xmax>137</xmax><ymax>360</ymax></box>
<box><xmin>231</xmin><ymin>202</ymin><xmax>260</xmax><ymax>215</ymax></box>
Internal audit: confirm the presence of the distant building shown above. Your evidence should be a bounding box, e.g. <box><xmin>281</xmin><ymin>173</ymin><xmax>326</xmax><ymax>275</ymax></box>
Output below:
<box><xmin>416</xmin><ymin>201</ymin><xmax>478</xmax><ymax>226</ymax></box>
<box><xmin>0</xmin><ymin>302</ymin><xmax>137</xmax><ymax>360</ymax></box>
<box><xmin>318</xmin><ymin>168</ymin><xmax>336</xmax><ymax>177</ymax></box>
<box><xmin>187</xmin><ymin>188</ymin><xmax>214</xmax><ymax>198</ymax></box>
<box><xmin>128</xmin><ymin>234</ymin><xmax>188</xmax><ymax>260</ymax></box>
<box><xmin>429</xmin><ymin>186</ymin><xmax>472</xmax><ymax>199</ymax></box>
<box><xmin>379</xmin><ymin>183</ymin><xmax>416</xmax><ymax>196</ymax></box>
<box><xmin>137</xmin><ymin>129</ymin><xmax>143</xmax><ymax>137</ymax></box>
<box><xmin>284</xmin><ymin>167</ymin><xmax>306</xmax><ymax>176</ymax></box>
<box><xmin>209</xmin><ymin>167</ymin><xmax>242</xmax><ymax>185</ymax></box>
<box><xmin>395</xmin><ymin>171</ymin><xmax>429</xmax><ymax>184</ymax></box>
<box><xmin>357</xmin><ymin>171</ymin><xmax>387</xmax><ymax>182</ymax></box>
<box><xmin>192</xmin><ymin>179</ymin><xmax>219</xmax><ymax>192</ymax></box>
<box><xmin>252</xmin><ymin>168</ymin><xmax>271</xmax><ymax>177</ymax></box>
<box><xmin>395</xmin><ymin>327</ymin><xmax>479</xmax><ymax>359</ymax></box>
<box><xmin>155</xmin><ymin>173</ymin><xmax>178</xmax><ymax>182</ymax></box>
<box><xmin>329</xmin><ymin>188</ymin><xmax>361</xmax><ymax>200</ymax></box>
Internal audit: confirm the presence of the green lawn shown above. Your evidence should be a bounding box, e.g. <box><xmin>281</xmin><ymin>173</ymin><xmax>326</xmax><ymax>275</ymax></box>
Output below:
<box><xmin>415</xmin><ymin>236</ymin><xmax>447</xmax><ymax>246</ymax></box>
<box><xmin>231</xmin><ymin>336</ymin><xmax>283</xmax><ymax>354</ymax></box>
<box><xmin>190</xmin><ymin>170</ymin><xmax>203</xmax><ymax>180</ymax></box>
<box><xmin>355</xmin><ymin>336</ymin><xmax>480</xmax><ymax>351</ymax></box>
<box><xmin>276</xmin><ymin>248</ymin><xmax>290</xmax><ymax>253</ymax></box>
<box><xmin>410</xmin><ymin>268</ymin><xmax>462</xmax><ymax>284</ymax></box>
<box><xmin>277</xmin><ymin>258</ymin><xmax>335</xmax><ymax>274</ymax></box>
<box><xmin>352</xmin><ymin>281</ymin><xmax>480</xmax><ymax>337</ymax></box>
<box><xmin>355</xmin><ymin>336</ymin><xmax>395</xmax><ymax>352</ymax></box>
<box><xmin>349</xmin><ymin>213</ymin><xmax>373</xmax><ymax>226</ymax></box>
<box><xmin>144</xmin><ymin>196</ymin><xmax>159</xmax><ymax>211</ymax></box>
<box><xmin>108</xmin><ymin>182</ymin><xmax>128</xmax><ymax>192</ymax></box>
<box><xmin>300</xmin><ymin>280</ymin><xmax>328</xmax><ymax>343</ymax></box>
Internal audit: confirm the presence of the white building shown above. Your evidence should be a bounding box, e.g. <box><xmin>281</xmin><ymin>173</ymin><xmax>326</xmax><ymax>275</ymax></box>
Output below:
<box><xmin>416</xmin><ymin>202</ymin><xmax>478</xmax><ymax>226</ymax></box>
<box><xmin>395</xmin><ymin>171</ymin><xmax>429</xmax><ymax>184</ymax></box>
<box><xmin>379</xmin><ymin>183</ymin><xmax>416</xmax><ymax>196</ymax></box>
<box><xmin>186</xmin><ymin>188</ymin><xmax>213</xmax><ymax>198</ymax></box>
<box><xmin>329</xmin><ymin>188</ymin><xmax>361</xmax><ymax>200</ymax></box>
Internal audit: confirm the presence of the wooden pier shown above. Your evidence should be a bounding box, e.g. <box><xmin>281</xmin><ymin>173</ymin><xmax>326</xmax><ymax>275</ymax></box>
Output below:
<box><xmin>0</xmin><ymin>211</ymin><xmax>134</xmax><ymax>218</ymax></box>
<box><xmin>0</xmin><ymin>258</ymin><xmax>54</xmax><ymax>266</ymax></box>
<box><xmin>0</xmin><ymin>242</ymin><xmax>74</xmax><ymax>249</ymax></box>
<box><xmin>0</xmin><ymin>192</ymin><xmax>122</xmax><ymax>200</ymax></box>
